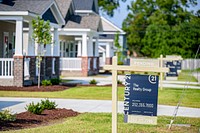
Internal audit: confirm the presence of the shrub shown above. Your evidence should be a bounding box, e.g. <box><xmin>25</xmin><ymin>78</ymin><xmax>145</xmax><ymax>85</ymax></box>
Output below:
<box><xmin>26</xmin><ymin>99</ymin><xmax>57</xmax><ymax>114</ymax></box>
<box><xmin>89</xmin><ymin>79</ymin><xmax>97</xmax><ymax>84</ymax></box>
<box><xmin>117</xmin><ymin>80</ymin><xmax>122</xmax><ymax>84</ymax></box>
<box><xmin>25</xmin><ymin>102</ymin><xmax>43</xmax><ymax>115</ymax></box>
<box><xmin>0</xmin><ymin>110</ymin><xmax>16</xmax><ymax>121</ymax></box>
<box><xmin>50</xmin><ymin>78</ymin><xmax>61</xmax><ymax>85</ymax></box>
<box><xmin>42</xmin><ymin>80</ymin><xmax>52</xmax><ymax>86</ymax></box>
<box><xmin>40</xmin><ymin>99</ymin><xmax>57</xmax><ymax>110</ymax></box>
<box><xmin>118</xmin><ymin>61</ymin><xmax>124</xmax><ymax>65</ymax></box>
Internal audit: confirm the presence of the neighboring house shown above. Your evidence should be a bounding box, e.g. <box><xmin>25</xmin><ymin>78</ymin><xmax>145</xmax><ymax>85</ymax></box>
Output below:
<box><xmin>57</xmin><ymin>0</ymin><xmax>126</xmax><ymax>76</ymax></box>
<box><xmin>0</xmin><ymin>0</ymin><xmax>65</xmax><ymax>87</ymax></box>
<box><xmin>57</xmin><ymin>0</ymin><xmax>103</xmax><ymax>77</ymax></box>
<box><xmin>98</xmin><ymin>16</ymin><xmax>126</xmax><ymax>67</ymax></box>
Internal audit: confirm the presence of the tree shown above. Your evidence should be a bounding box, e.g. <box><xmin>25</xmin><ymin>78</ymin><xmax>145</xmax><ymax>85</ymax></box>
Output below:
<box><xmin>114</xmin><ymin>32</ymin><xmax>123</xmax><ymax>64</ymax></box>
<box><xmin>98</xmin><ymin>0</ymin><xmax>126</xmax><ymax>16</ymax></box>
<box><xmin>32</xmin><ymin>17</ymin><xmax>52</xmax><ymax>88</ymax></box>
<box><xmin>123</xmin><ymin>0</ymin><xmax>200</xmax><ymax>58</ymax></box>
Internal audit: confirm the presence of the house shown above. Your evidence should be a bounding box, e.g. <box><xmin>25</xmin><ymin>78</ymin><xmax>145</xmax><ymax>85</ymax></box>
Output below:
<box><xmin>0</xmin><ymin>0</ymin><xmax>125</xmax><ymax>87</ymax></box>
<box><xmin>0</xmin><ymin>0</ymin><xmax>65</xmax><ymax>87</ymax></box>
<box><xmin>58</xmin><ymin>0</ymin><xmax>126</xmax><ymax>76</ymax></box>
<box><xmin>98</xmin><ymin>16</ymin><xmax>126</xmax><ymax>67</ymax></box>
<box><xmin>57</xmin><ymin>0</ymin><xmax>102</xmax><ymax>77</ymax></box>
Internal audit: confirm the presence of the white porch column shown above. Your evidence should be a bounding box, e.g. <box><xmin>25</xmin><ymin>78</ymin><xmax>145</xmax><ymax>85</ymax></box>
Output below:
<box><xmin>87</xmin><ymin>35</ymin><xmax>93</xmax><ymax>57</ymax></box>
<box><xmin>14</xmin><ymin>19</ymin><xmax>23</xmax><ymax>56</ymax></box>
<box><xmin>95</xmin><ymin>38</ymin><xmax>99</xmax><ymax>57</ymax></box>
<box><xmin>51</xmin><ymin>33</ymin><xmax>54</xmax><ymax>56</ymax></box>
<box><xmin>60</xmin><ymin>41</ymin><xmax>64</xmax><ymax>57</ymax></box>
<box><xmin>77</xmin><ymin>40</ymin><xmax>82</xmax><ymax>57</ymax></box>
<box><xmin>110</xmin><ymin>42</ymin><xmax>114</xmax><ymax>57</ymax></box>
<box><xmin>53</xmin><ymin>28</ymin><xmax>59</xmax><ymax>56</ymax></box>
<box><xmin>106</xmin><ymin>43</ymin><xmax>112</xmax><ymax>58</ymax></box>
<box><xmin>27</xmin><ymin>22</ymin><xmax>35</xmax><ymax>56</ymax></box>
<box><xmin>82</xmin><ymin>34</ymin><xmax>87</xmax><ymax>57</ymax></box>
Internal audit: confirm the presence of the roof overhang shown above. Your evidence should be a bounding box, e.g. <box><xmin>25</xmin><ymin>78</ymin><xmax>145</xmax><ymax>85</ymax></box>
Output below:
<box><xmin>0</xmin><ymin>1</ymin><xmax>65</xmax><ymax>27</ymax></box>
<box><xmin>101</xmin><ymin>16</ymin><xmax>126</xmax><ymax>34</ymax></box>
<box><xmin>42</xmin><ymin>1</ymin><xmax>65</xmax><ymax>26</ymax></box>
<box><xmin>58</xmin><ymin>28</ymin><xmax>98</xmax><ymax>37</ymax></box>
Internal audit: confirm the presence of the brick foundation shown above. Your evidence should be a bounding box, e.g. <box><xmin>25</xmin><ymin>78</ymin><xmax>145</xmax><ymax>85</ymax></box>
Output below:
<box><xmin>106</xmin><ymin>57</ymin><xmax>112</xmax><ymax>65</ymax></box>
<box><xmin>81</xmin><ymin>57</ymin><xmax>88</xmax><ymax>77</ymax></box>
<box><xmin>13</xmin><ymin>56</ymin><xmax>24</xmax><ymax>87</ymax></box>
<box><xmin>28</xmin><ymin>56</ymin><xmax>60</xmax><ymax>84</ymax></box>
<box><xmin>81</xmin><ymin>56</ymin><xmax>99</xmax><ymax>77</ymax></box>
<box><xmin>0</xmin><ymin>79</ymin><xmax>13</xmax><ymax>86</ymax></box>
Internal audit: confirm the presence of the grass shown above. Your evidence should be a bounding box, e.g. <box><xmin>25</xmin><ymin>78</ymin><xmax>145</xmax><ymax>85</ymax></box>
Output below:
<box><xmin>0</xmin><ymin>86</ymin><xmax>200</xmax><ymax>108</ymax></box>
<box><xmin>2</xmin><ymin>113</ymin><xmax>200</xmax><ymax>133</ymax></box>
<box><xmin>178</xmin><ymin>71</ymin><xmax>198</xmax><ymax>82</ymax></box>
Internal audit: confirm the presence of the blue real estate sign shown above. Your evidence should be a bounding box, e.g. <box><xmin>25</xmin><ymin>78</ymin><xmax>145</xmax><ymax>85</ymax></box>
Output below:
<box><xmin>124</xmin><ymin>74</ymin><xmax>159</xmax><ymax>124</ymax></box>
<box><xmin>176</xmin><ymin>60</ymin><xmax>182</xmax><ymax>71</ymax></box>
<box><xmin>166</xmin><ymin>61</ymin><xmax>178</xmax><ymax>77</ymax></box>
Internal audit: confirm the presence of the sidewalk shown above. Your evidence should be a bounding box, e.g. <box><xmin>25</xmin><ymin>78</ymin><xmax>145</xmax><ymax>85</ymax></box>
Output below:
<box><xmin>0</xmin><ymin>97</ymin><xmax>200</xmax><ymax>118</ymax></box>
<box><xmin>62</xmin><ymin>74</ymin><xmax>200</xmax><ymax>89</ymax></box>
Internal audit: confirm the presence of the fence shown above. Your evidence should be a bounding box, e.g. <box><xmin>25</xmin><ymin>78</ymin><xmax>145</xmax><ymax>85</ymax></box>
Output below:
<box><xmin>0</xmin><ymin>58</ymin><xmax>14</xmax><ymax>78</ymax></box>
<box><xmin>182</xmin><ymin>59</ymin><xmax>200</xmax><ymax>70</ymax></box>
<box><xmin>60</xmin><ymin>58</ymin><xmax>82</xmax><ymax>71</ymax></box>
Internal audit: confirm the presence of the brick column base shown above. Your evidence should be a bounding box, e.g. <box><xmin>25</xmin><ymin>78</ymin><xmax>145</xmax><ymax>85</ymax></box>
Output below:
<box><xmin>106</xmin><ymin>57</ymin><xmax>112</xmax><ymax>65</ymax></box>
<box><xmin>81</xmin><ymin>57</ymin><xmax>88</xmax><ymax>77</ymax></box>
<box><xmin>13</xmin><ymin>56</ymin><xmax>24</xmax><ymax>87</ymax></box>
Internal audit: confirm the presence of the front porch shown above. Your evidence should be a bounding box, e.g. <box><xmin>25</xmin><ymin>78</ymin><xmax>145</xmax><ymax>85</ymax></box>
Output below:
<box><xmin>59</xmin><ymin>32</ymin><xmax>100</xmax><ymax>77</ymax></box>
<box><xmin>0</xmin><ymin>58</ymin><xmax>13</xmax><ymax>86</ymax></box>
<box><xmin>60</xmin><ymin>57</ymin><xmax>99</xmax><ymax>77</ymax></box>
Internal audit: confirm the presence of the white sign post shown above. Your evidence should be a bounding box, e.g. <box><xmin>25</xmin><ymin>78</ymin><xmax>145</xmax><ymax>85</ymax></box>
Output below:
<box><xmin>104</xmin><ymin>56</ymin><xmax>169</xmax><ymax>133</ymax></box>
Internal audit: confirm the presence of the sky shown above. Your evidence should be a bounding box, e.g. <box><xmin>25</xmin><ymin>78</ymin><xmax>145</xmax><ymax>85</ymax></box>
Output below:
<box><xmin>100</xmin><ymin>0</ymin><xmax>200</xmax><ymax>29</ymax></box>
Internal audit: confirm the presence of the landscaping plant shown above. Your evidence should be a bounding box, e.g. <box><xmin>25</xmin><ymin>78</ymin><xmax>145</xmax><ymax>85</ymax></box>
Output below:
<box><xmin>0</xmin><ymin>109</ymin><xmax>16</xmax><ymax>121</ymax></box>
<box><xmin>40</xmin><ymin>99</ymin><xmax>57</xmax><ymax>110</ymax></box>
<box><xmin>26</xmin><ymin>99</ymin><xmax>57</xmax><ymax>115</ymax></box>
<box><xmin>32</xmin><ymin>16</ymin><xmax>52</xmax><ymax>88</ymax></box>
<box><xmin>89</xmin><ymin>79</ymin><xmax>97</xmax><ymax>84</ymax></box>
<box><xmin>26</xmin><ymin>102</ymin><xmax>44</xmax><ymax>115</ymax></box>
<box><xmin>50</xmin><ymin>78</ymin><xmax>61</xmax><ymax>85</ymax></box>
<box><xmin>42</xmin><ymin>80</ymin><xmax>52</xmax><ymax>86</ymax></box>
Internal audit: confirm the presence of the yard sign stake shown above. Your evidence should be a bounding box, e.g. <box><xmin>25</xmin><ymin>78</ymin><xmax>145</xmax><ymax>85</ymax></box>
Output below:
<box><xmin>104</xmin><ymin>56</ymin><xmax>168</xmax><ymax>133</ymax></box>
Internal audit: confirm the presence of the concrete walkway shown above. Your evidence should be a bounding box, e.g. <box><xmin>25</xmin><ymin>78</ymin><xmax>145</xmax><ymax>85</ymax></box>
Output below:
<box><xmin>62</xmin><ymin>74</ymin><xmax>200</xmax><ymax>89</ymax></box>
<box><xmin>0</xmin><ymin>97</ymin><xmax>200</xmax><ymax>118</ymax></box>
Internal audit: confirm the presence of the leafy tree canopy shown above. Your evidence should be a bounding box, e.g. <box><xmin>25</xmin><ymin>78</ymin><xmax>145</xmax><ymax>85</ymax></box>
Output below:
<box><xmin>98</xmin><ymin>0</ymin><xmax>126</xmax><ymax>16</ymax></box>
<box><xmin>123</xmin><ymin>0</ymin><xmax>200</xmax><ymax>58</ymax></box>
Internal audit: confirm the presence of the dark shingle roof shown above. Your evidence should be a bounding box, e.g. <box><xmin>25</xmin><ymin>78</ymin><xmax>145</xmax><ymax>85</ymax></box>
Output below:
<box><xmin>55</xmin><ymin>0</ymin><xmax>72</xmax><ymax>18</ymax></box>
<box><xmin>64</xmin><ymin>14</ymin><xmax>100</xmax><ymax>31</ymax></box>
<box><xmin>0</xmin><ymin>0</ymin><xmax>53</xmax><ymax>15</ymax></box>
<box><xmin>73</xmin><ymin>0</ymin><xmax>93</xmax><ymax>10</ymax></box>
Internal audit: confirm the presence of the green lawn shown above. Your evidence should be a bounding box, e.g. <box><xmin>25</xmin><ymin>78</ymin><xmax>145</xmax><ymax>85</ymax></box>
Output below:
<box><xmin>2</xmin><ymin>113</ymin><xmax>200</xmax><ymax>133</ymax></box>
<box><xmin>178</xmin><ymin>71</ymin><xmax>198</xmax><ymax>82</ymax></box>
<box><xmin>0</xmin><ymin>86</ymin><xmax>200</xmax><ymax>108</ymax></box>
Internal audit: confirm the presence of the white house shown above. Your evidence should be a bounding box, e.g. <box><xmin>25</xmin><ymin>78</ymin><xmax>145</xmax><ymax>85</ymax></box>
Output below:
<box><xmin>98</xmin><ymin>16</ymin><xmax>126</xmax><ymax>67</ymax></box>
<box><xmin>0</xmin><ymin>0</ymin><xmax>65</xmax><ymax>86</ymax></box>
<box><xmin>57</xmin><ymin>0</ymin><xmax>103</xmax><ymax>77</ymax></box>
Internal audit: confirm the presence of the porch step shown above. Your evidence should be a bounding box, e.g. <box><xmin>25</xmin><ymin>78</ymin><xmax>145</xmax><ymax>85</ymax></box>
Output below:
<box><xmin>24</xmin><ymin>80</ymin><xmax>33</xmax><ymax>86</ymax></box>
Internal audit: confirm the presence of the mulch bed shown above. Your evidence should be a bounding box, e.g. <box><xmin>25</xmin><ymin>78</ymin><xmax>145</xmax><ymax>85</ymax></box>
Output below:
<box><xmin>0</xmin><ymin>108</ymin><xmax>80</xmax><ymax>131</ymax></box>
<box><xmin>0</xmin><ymin>85</ymin><xmax>70</xmax><ymax>92</ymax></box>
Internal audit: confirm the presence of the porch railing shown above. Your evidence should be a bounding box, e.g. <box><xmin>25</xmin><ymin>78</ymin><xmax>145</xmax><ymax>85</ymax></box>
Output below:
<box><xmin>60</xmin><ymin>58</ymin><xmax>82</xmax><ymax>71</ymax></box>
<box><xmin>0</xmin><ymin>58</ymin><xmax>14</xmax><ymax>78</ymax></box>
